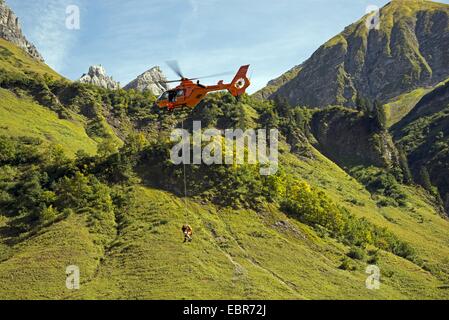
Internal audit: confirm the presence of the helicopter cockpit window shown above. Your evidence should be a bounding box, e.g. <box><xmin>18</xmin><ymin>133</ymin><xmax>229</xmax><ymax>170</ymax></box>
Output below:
<box><xmin>176</xmin><ymin>90</ymin><xmax>184</xmax><ymax>97</ymax></box>
<box><xmin>158</xmin><ymin>92</ymin><xmax>169</xmax><ymax>101</ymax></box>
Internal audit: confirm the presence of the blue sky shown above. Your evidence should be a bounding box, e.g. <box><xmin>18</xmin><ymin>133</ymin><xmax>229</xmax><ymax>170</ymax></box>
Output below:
<box><xmin>6</xmin><ymin>0</ymin><xmax>448</xmax><ymax>92</ymax></box>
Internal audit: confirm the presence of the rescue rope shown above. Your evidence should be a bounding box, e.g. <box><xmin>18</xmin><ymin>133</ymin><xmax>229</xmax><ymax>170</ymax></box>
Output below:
<box><xmin>181</xmin><ymin>118</ymin><xmax>188</xmax><ymax>223</ymax></box>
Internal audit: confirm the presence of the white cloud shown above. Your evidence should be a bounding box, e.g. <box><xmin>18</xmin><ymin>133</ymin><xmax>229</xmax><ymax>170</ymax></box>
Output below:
<box><xmin>26</xmin><ymin>0</ymin><xmax>83</xmax><ymax>71</ymax></box>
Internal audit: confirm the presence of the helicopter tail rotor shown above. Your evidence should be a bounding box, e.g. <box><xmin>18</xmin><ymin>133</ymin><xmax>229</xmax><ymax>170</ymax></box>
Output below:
<box><xmin>228</xmin><ymin>65</ymin><xmax>251</xmax><ymax>97</ymax></box>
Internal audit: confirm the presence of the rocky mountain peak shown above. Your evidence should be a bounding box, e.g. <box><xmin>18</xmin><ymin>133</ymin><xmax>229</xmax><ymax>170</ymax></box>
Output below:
<box><xmin>0</xmin><ymin>0</ymin><xmax>44</xmax><ymax>61</ymax></box>
<box><xmin>124</xmin><ymin>66</ymin><xmax>169</xmax><ymax>96</ymax></box>
<box><xmin>258</xmin><ymin>0</ymin><xmax>449</xmax><ymax>109</ymax></box>
<box><xmin>79</xmin><ymin>65</ymin><xmax>120</xmax><ymax>90</ymax></box>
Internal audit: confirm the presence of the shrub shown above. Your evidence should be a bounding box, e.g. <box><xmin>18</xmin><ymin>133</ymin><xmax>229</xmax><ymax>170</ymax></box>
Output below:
<box><xmin>279</xmin><ymin>178</ymin><xmax>416</xmax><ymax>261</ymax></box>
<box><xmin>351</xmin><ymin>166</ymin><xmax>407</xmax><ymax>207</ymax></box>
<box><xmin>339</xmin><ymin>257</ymin><xmax>356</xmax><ymax>271</ymax></box>
<box><xmin>347</xmin><ymin>246</ymin><xmax>365</xmax><ymax>260</ymax></box>
<box><xmin>367</xmin><ymin>251</ymin><xmax>379</xmax><ymax>264</ymax></box>
<box><xmin>39</xmin><ymin>205</ymin><xmax>58</xmax><ymax>223</ymax></box>
<box><xmin>139</xmin><ymin>137</ymin><xmax>280</xmax><ymax>209</ymax></box>
<box><xmin>0</xmin><ymin>135</ymin><xmax>16</xmax><ymax>163</ymax></box>
<box><xmin>281</xmin><ymin>180</ymin><xmax>345</xmax><ymax>236</ymax></box>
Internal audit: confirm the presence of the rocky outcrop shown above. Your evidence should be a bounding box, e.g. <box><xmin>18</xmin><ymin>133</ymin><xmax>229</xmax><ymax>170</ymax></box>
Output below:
<box><xmin>261</xmin><ymin>0</ymin><xmax>449</xmax><ymax>109</ymax></box>
<box><xmin>79</xmin><ymin>65</ymin><xmax>120</xmax><ymax>90</ymax></box>
<box><xmin>124</xmin><ymin>66</ymin><xmax>169</xmax><ymax>96</ymax></box>
<box><xmin>0</xmin><ymin>0</ymin><xmax>43</xmax><ymax>61</ymax></box>
<box><xmin>310</xmin><ymin>107</ymin><xmax>399</xmax><ymax>169</ymax></box>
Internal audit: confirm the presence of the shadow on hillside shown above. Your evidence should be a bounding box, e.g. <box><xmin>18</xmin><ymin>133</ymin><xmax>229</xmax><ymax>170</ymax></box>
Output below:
<box><xmin>0</xmin><ymin>214</ymin><xmax>35</xmax><ymax>245</ymax></box>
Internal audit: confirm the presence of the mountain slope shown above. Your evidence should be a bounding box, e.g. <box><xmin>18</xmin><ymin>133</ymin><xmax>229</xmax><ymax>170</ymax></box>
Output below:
<box><xmin>392</xmin><ymin>78</ymin><xmax>449</xmax><ymax>213</ymax></box>
<box><xmin>69</xmin><ymin>185</ymin><xmax>449</xmax><ymax>300</ymax></box>
<box><xmin>309</xmin><ymin>106</ymin><xmax>399</xmax><ymax>169</ymax></box>
<box><xmin>0</xmin><ymin>88</ymin><xmax>98</xmax><ymax>156</ymax></box>
<box><xmin>259</xmin><ymin>0</ymin><xmax>449</xmax><ymax>111</ymax></box>
<box><xmin>253</xmin><ymin>65</ymin><xmax>302</xmax><ymax>100</ymax></box>
<box><xmin>0</xmin><ymin>38</ymin><xmax>58</xmax><ymax>78</ymax></box>
<box><xmin>383</xmin><ymin>87</ymin><xmax>433</xmax><ymax>127</ymax></box>
<box><xmin>1</xmin><ymin>144</ymin><xmax>449</xmax><ymax>299</ymax></box>
<box><xmin>0</xmin><ymin>38</ymin><xmax>99</xmax><ymax>156</ymax></box>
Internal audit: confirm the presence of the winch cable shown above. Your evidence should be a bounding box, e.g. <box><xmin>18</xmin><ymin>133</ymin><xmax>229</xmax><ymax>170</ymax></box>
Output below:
<box><xmin>181</xmin><ymin>118</ymin><xmax>189</xmax><ymax>223</ymax></box>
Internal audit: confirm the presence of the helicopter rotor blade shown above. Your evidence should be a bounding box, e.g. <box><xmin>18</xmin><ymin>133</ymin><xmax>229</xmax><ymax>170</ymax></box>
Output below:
<box><xmin>166</xmin><ymin>60</ymin><xmax>184</xmax><ymax>79</ymax></box>
<box><xmin>189</xmin><ymin>71</ymin><xmax>234</xmax><ymax>81</ymax></box>
<box><xmin>147</xmin><ymin>70</ymin><xmax>235</xmax><ymax>85</ymax></box>
<box><xmin>158</xmin><ymin>79</ymin><xmax>183</xmax><ymax>84</ymax></box>
<box><xmin>156</xmin><ymin>72</ymin><xmax>232</xmax><ymax>84</ymax></box>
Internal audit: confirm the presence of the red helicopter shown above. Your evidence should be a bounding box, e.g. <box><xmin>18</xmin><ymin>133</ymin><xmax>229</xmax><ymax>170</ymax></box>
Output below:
<box><xmin>155</xmin><ymin>61</ymin><xmax>251</xmax><ymax>110</ymax></box>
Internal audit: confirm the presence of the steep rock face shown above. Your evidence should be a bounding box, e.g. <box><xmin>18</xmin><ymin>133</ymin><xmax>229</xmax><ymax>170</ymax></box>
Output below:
<box><xmin>0</xmin><ymin>0</ymin><xmax>43</xmax><ymax>61</ymax></box>
<box><xmin>124</xmin><ymin>66</ymin><xmax>169</xmax><ymax>96</ymax></box>
<box><xmin>79</xmin><ymin>65</ymin><xmax>120</xmax><ymax>90</ymax></box>
<box><xmin>262</xmin><ymin>0</ymin><xmax>449</xmax><ymax>108</ymax></box>
<box><xmin>310</xmin><ymin>107</ymin><xmax>399</xmax><ymax>169</ymax></box>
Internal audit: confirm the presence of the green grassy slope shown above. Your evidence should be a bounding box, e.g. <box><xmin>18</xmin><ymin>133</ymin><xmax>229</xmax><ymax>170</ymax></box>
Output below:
<box><xmin>0</xmin><ymin>214</ymin><xmax>101</xmax><ymax>299</ymax></box>
<box><xmin>284</xmin><ymin>149</ymin><xmax>449</xmax><ymax>286</ymax></box>
<box><xmin>1</xmin><ymin>148</ymin><xmax>448</xmax><ymax>299</ymax></box>
<box><xmin>0</xmin><ymin>38</ymin><xmax>128</xmax><ymax>156</ymax></box>
<box><xmin>74</xmin><ymin>185</ymin><xmax>447</xmax><ymax>300</ymax></box>
<box><xmin>0</xmin><ymin>39</ymin><xmax>60</xmax><ymax>79</ymax></box>
<box><xmin>0</xmin><ymin>38</ymin><xmax>100</xmax><ymax>156</ymax></box>
<box><xmin>383</xmin><ymin>77</ymin><xmax>449</xmax><ymax>127</ymax></box>
<box><xmin>384</xmin><ymin>87</ymin><xmax>432</xmax><ymax>127</ymax></box>
<box><xmin>0</xmin><ymin>88</ymin><xmax>98</xmax><ymax>156</ymax></box>
<box><xmin>391</xmin><ymin>77</ymin><xmax>449</xmax><ymax>214</ymax></box>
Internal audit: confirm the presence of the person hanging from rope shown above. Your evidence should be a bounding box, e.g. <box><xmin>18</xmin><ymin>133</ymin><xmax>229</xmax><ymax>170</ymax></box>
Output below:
<box><xmin>182</xmin><ymin>224</ymin><xmax>193</xmax><ymax>243</ymax></box>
